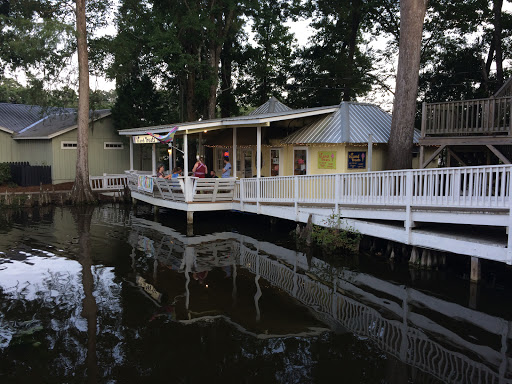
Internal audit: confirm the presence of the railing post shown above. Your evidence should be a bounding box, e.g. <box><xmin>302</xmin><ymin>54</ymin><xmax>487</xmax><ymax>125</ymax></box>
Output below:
<box><xmin>508</xmin><ymin>175</ymin><xmax>512</xmax><ymax>264</ymax></box>
<box><xmin>294</xmin><ymin>176</ymin><xmax>299</xmax><ymax>220</ymax></box>
<box><xmin>257</xmin><ymin>178</ymin><xmax>261</xmax><ymax>214</ymax></box>
<box><xmin>335</xmin><ymin>174</ymin><xmax>341</xmax><ymax>213</ymax></box>
<box><xmin>184</xmin><ymin>177</ymin><xmax>194</xmax><ymax>202</ymax></box>
<box><xmin>405</xmin><ymin>170</ymin><xmax>414</xmax><ymax>244</ymax></box>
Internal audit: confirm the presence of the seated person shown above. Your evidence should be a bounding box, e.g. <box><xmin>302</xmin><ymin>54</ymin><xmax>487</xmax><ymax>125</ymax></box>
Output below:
<box><xmin>156</xmin><ymin>165</ymin><xmax>172</xmax><ymax>179</ymax></box>
<box><xmin>209</xmin><ymin>170</ymin><xmax>219</xmax><ymax>178</ymax></box>
<box><xmin>172</xmin><ymin>167</ymin><xmax>182</xmax><ymax>178</ymax></box>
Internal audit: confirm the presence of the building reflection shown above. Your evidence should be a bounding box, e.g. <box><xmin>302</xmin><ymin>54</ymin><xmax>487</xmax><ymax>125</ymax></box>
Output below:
<box><xmin>127</xmin><ymin>216</ymin><xmax>512</xmax><ymax>384</ymax></box>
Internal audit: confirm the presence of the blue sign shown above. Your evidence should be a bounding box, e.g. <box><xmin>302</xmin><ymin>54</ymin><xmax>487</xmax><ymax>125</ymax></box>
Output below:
<box><xmin>348</xmin><ymin>151</ymin><xmax>366</xmax><ymax>169</ymax></box>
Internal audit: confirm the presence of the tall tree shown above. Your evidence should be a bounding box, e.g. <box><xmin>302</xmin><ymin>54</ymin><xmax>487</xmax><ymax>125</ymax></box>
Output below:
<box><xmin>71</xmin><ymin>0</ymin><xmax>95</xmax><ymax>204</ymax></box>
<box><xmin>387</xmin><ymin>0</ymin><xmax>429</xmax><ymax>170</ymax></box>
<box><xmin>236</xmin><ymin>0</ymin><xmax>296</xmax><ymax>108</ymax></box>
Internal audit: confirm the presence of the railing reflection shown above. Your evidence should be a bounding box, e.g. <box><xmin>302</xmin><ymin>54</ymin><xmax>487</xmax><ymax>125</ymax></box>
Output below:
<box><xmin>124</xmin><ymin>217</ymin><xmax>512</xmax><ymax>384</ymax></box>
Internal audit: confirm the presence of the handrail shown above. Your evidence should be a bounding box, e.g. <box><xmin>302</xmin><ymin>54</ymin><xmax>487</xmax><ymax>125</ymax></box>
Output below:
<box><xmin>423</xmin><ymin>96</ymin><xmax>512</xmax><ymax>136</ymax></box>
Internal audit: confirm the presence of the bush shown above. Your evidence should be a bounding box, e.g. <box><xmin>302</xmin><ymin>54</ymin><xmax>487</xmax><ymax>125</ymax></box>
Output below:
<box><xmin>0</xmin><ymin>163</ymin><xmax>11</xmax><ymax>185</ymax></box>
<box><xmin>311</xmin><ymin>213</ymin><xmax>362</xmax><ymax>253</ymax></box>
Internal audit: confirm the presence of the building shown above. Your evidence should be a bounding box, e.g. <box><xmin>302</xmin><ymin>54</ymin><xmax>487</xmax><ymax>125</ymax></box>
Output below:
<box><xmin>119</xmin><ymin>97</ymin><xmax>424</xmax><ymax>177</ymax></box>
<box><xmin>0</xmin><ymin>103</ymin><xmax>131</xmax><ymax>183</ymax></box>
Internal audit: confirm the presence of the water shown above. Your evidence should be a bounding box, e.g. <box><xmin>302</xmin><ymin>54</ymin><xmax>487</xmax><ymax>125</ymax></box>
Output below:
<box><xmin>0</xmin><ymin>205</ymin><xmax>511</xmax><ymax>383</ymax></box>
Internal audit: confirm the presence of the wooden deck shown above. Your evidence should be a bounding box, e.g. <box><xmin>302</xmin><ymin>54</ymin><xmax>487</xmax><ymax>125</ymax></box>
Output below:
<box><xmin>101</xmin><ymin>164</ymin><xmax>512</xmax><ymax>264</ymax></box>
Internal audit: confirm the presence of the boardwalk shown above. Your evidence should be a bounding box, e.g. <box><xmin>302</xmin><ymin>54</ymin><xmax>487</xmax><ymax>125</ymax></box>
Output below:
<box><xmin>111</xmin><ymin>164</ymin><xmax>512</xmax><ymax>265</ymax></box>
<box><xmin>102</xmin><ymin>214</ymin><xmax>512</xmax><ymax>384</ymax></box>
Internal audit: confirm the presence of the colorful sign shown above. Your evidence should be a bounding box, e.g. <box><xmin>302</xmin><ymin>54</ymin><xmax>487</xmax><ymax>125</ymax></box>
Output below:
<box><xmin>348</xmin><ymin>151</ymin><xmax>366</xmax><ymax>169</ymax></box>
<box><xmin>318</xmin><ymin>151</ymin><xmax>337</xmax><ymax>169</ymax></box>
<box><xmin>138</xmin><ymin>175</ymin><xmax>154</xmax><ymax>192</ymax></box>
<box><xmin>133</xmin><ymin>135</ymin><xmax>159</xmax><ymax>144</ymax></box>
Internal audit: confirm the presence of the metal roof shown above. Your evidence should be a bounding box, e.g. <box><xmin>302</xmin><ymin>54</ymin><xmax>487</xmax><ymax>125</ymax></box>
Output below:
<box><xmin>14</xmin><ymin>109</ymin><xmax>111</xmax><ymax>139</ymax></box>
<box><xmin>0</xmin><ymin>103</ymin><xmax>52</xmax><ymax>133</ymax></box>
<box><xmin>118</xmin><ymin>105</ymin><xmax>338</xmax><ymax>135</ymax></box>
<box><xmin>281</xmin><ymin>102</ymin><xmax>421</xmax><ymax>144</ymax></box>
<box><xmin>248</xmin><ymin>97</ymin><xmax>292</xmax><ymax>115</ymax></box>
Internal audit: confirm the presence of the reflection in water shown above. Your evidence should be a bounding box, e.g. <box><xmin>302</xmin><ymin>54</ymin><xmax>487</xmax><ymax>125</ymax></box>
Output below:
<box><xmin>74</xmin><ymin>207</ymin><xmax>98</xmax><ymax>383</ymax></box>
<box><xmin>0</xmin><ymin>206</ymin><xmax>511</xmax><ymax>383</ymax></box>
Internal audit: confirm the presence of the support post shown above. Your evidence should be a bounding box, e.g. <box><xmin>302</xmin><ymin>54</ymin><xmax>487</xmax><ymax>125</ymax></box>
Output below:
<box><xmin>256</xmin><ymin>126</ymin><xmax>261</xmax><ymax>213</ymax></box>
<box><xmin>187</xmin><ymin>211</ymin><xmax>194</xmax><ymax>225</ymax></box>
<box><xmin>404</xmin><ymin>170</ymin><xmax>414</xmax><ymax>244</ymax></box>
<box><xmin>151</xmin><ymin>143</ymin><xmax>156</xmax><ymax>175</ymax></box>
<box><xmin>129</xmin><ymin>138</ymin><xmax>134</xmax><ymax>171</ymax></box>
<box><xmin>184</xmin><ymin>132</ymin><xmax>189</xmax><ymax>177</ymax></box>
<box><xmin>367</xmin><ymin>134</ymin><xmax>373</xmax><ymax>172</ymax></box>
<box><xmin>233</xmin><ymin>127</ymin><xmax>238</xmax><ymax>177</ymax></box>
<box><xmin>470</xmin><ymin>256</ymin><xmax>481</xmax><ymax>283</ymax></box>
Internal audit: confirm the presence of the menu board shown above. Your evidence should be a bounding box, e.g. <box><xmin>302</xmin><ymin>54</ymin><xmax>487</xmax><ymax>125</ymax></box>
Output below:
<box><xmin>348</xmin><ymin>151</ymin><xmax>366</xmax><ymax>169</ymax></box>
<box><xmin>318</xmin><ymin>151</ymin><xmax>336</xmax><ymax>169</ymax></box>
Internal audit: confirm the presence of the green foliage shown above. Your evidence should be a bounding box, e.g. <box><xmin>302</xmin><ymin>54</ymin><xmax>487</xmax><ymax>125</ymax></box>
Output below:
<box><xmin>311</xmin><ymin>213</ymin><xmax>361</xmax><ymax>253</ymax></box>
<box><xmin>0</xmin><ymin>163</ymin><xmax>11</xmax><ymax>185</ymax></box>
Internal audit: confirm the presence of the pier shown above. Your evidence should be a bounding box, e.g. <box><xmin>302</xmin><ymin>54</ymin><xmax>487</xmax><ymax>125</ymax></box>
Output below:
<box><xmin>93</xmin><ymin>163</ymin><xmax>512</xmax><ymax>268</ymax></box>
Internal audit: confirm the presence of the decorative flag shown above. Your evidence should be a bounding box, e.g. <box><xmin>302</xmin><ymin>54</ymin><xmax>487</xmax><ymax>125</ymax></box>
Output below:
<box><xmin>147</xmin><ymin>126</ymin><xmax>179</xmax><ymax>144</ymax></box>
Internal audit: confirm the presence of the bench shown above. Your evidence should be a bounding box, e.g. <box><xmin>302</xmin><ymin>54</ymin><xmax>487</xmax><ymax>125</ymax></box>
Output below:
<box><xmin>154</xmin><ymin>178</ymin><xmax>185</xmax><ymax>201</ymax></box>
<box><xmin>192</xmin><ymin>178</ymin><xmax>236</xmax><ymax>202</ymax></box>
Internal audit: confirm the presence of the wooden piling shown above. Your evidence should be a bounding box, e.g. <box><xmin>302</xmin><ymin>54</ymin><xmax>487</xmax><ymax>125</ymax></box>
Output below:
<box><xmin>470</xmin><ymin>257</ymin><xmax>481</xmax><ymax>283</ymax></box>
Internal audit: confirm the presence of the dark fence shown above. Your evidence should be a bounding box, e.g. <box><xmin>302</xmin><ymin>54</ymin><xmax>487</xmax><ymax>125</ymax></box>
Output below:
<box><xmin>7</xmin><ymin>162</ymin><xmax>52</xmax><ymax>187</ymax></box>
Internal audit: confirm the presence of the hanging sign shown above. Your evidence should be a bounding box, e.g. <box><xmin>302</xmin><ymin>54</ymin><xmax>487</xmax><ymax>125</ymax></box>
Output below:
<box><xmin>138</xmin><ymin>175</ymin><xmax>154</xmax><ymax>192</ymax></box>
<box><xmin>318</xmin><ymin>151</ymin><xmax>336</xmax><ymax>169</ymax></box>
<box><xmin>348</xmin><ymin>151</ymin><xmax>366</xmax><ymax>169</ymax></box>
<box><xmin>133</xmin><ymin>135</ymin><xmax>159</xmax><ymax>144</ymax></box>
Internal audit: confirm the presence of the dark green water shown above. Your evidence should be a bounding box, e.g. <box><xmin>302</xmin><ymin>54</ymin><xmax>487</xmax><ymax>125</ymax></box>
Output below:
<box><xmin>0</xmin><ymin>205</ymin><xmax>511</xmax><ymax>383</ymax></box>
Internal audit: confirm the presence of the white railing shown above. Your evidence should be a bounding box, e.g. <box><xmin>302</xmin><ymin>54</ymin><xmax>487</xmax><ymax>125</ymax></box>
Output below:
<box><xmin>90</xmin><ymin>174</ymin><xmax>128</xmax><ymax>191</ymax></box>
<box><xmin>238</xmin><ymin>165</ymin><xmax>512</xmax><ymax>209</ymax></box>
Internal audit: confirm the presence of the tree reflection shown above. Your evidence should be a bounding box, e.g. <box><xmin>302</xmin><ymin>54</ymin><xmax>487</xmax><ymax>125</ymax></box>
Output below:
<box><xmin>73</xmin><ymin>206</ymin><xmax>98</xmax><ymax>383</ymax></box>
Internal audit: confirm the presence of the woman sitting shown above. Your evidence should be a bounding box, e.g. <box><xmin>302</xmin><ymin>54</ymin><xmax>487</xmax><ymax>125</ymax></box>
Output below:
<box><xmin>156</xmin><ymin>165</ymin><xmax>172</xmax><ymax>179</ymax></box>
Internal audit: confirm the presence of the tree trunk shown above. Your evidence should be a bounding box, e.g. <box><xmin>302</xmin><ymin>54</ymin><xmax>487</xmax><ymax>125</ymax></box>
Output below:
<box><xmin>343</xmin><ymin>0</ymin><xmax>362</xmax><ymax>101</ymax></box>
<box><xmin>207</xmin><ymin>44</ymin><xmax>222</xmax><ymax>120</ymax></box>
<box><xmin>493</xmin><ymin>0</ymin><xmax>504</xmax><ymax>88</ymax></box>
<box><xmin>71</xmin><ymin>0</ymin><xmax>95</xmax><ymax>204</ymax></box>
<box><xmin>185</xmin><ymin>70</ymin><xmax>196</xmax><ymax>122</ymax></box>
<box><xmin>387</xmin><ymin>0</ymin><xmax>428</xmax><ymax>170</ymax></box>
<box><xmin>220</xmin><ymin>37</ymin><xmax>234</xmax><ymax>118</ymax></box>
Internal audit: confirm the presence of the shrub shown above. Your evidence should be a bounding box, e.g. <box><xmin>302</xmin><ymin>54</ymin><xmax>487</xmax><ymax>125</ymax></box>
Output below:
<box><xmin>311</xmin><ymin>213</ymin><xmax>361</xmax><ymax>253</ymax></box>
<box><xmin>0</xmin><ymin>163</ymin><xmax>11</xmax><ymax>185</ymax></box>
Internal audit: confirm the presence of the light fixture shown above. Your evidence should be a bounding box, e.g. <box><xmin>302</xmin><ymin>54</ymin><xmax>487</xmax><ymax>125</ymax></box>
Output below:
<box><xmin>204</xmin><ymin>130</ymin><xmax>208</xmax><ymax>133</ymax></box>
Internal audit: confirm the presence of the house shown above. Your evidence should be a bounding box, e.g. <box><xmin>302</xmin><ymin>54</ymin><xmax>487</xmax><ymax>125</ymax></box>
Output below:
<box><xmin>119</xmin><ymin>97</ymin><xmax>427</xmax><ymax>177</ymax></box>
<box><xmin>0</xmin><ymin>103</ymin><xmax>131</xmax><ymax>183</ymax></box>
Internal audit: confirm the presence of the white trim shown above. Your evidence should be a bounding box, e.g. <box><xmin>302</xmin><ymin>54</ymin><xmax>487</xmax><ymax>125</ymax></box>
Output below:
<box><xmin>0</xmin><ymin>126</ymin><xmax>14</xmax><ymax>134</ymax></box>
<box><xmin>61</xmin><ymin>140</ymin><xmax>78</xmax><ymax>149</ymax></box>
<box><xmin>104</xmin><ymin>141</ymin><xmax>124</xmax><ymax>150</ymax></box>
<box><xmin>293</xmin><ymin>146</ymin><xmax>309</xmax><ymax>175</ymax></box>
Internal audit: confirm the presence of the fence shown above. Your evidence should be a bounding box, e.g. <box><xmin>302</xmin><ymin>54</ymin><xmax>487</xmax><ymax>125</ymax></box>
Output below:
<box><xmin>3</xmin><ymin>162</ymin><xmax>52</xmax><ymax>187</ymax></box>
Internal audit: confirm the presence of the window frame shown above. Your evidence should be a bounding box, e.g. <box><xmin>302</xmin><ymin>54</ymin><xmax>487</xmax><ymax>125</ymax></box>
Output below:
<box><xmin>293</xmin><ymin>146</ymin><xmax>309</xmax><ymax>175</ymax></box>
<box><xmin>61</xmin><ymin>141</ymin><xmax>78</xmax><ymax>150</ymax></box>
<box><xmin>104</xmin><ymin>142</ymin><xmax>124</xmax><ymax>150</ymax></box>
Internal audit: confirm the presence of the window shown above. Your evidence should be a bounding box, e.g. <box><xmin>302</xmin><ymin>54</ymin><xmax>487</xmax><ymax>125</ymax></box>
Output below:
<box><xmin>61</xmin><ymin>141</ymin><xmax>77</xmax><ymax>149</ymax></box>
<box><xmin>216</xmin><ymin>148</ymin><xmax>230</xmax><ymax>170</ymax></box>
<box><xmin>104</xmin><ymin>142</ymin><xmax>124</xmax><ymax>150</ymax></box>
<box><xmin>294</xmin><ymin>148</ymin><xmax>308</xmax><ymax>175</ymax></box>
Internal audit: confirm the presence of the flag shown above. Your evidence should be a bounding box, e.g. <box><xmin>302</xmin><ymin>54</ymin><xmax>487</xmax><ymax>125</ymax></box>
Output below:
<box><xmin>147</xmin><ymin>126</ymin><xmax>179</xmax><ymax>144</ymax></box>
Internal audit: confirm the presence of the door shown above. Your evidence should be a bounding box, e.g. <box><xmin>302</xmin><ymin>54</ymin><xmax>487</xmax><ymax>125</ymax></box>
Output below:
<box><xmin>243</xmin><ymin>149</ymin><xmax>253</xmax><ymax>178</ymax></box>
<box><xmin>271</xmin><ymin>149</ymin><xmax>281</xmax><ymax>176</ymax></box>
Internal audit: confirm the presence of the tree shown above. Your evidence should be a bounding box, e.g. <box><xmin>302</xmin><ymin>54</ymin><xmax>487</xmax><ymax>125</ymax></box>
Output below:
<box><xmin>71</xmin><ymin>0</ymin><xmax>95</xmax><ymax>204</ymax></box>
<box><xmin>387</xmin><ymin>0</ymin><xmax>429</xmax><ymax>170</ymax></box>
<box><xmin>236</xmin><ymin>0</ymin><xmax>296</xmax><ymax>108</ymax></box>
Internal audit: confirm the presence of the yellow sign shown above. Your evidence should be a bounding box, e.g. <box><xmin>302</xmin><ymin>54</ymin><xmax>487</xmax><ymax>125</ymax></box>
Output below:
<box><xmin>318</xmin><ymin>151</ymin><xmax>336</xmax><ymax>169</ymax></box>
<box><xmin>133</xmin><ymin>135</ymin><xmax>159</xmax><ymax>144</ymax></box>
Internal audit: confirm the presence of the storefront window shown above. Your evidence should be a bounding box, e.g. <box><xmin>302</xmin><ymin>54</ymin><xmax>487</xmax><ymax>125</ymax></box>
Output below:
<box><xmin>294</xmin><ymin>149</ymin><xmax>307</xmax><ymax>175</ymax></box>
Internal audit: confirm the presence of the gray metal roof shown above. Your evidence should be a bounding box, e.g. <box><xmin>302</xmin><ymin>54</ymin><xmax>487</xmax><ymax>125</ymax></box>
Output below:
<box><xmin>0</xmin><ymin>103</ymin><xmax>67</xmax><ymax>133</ymax></box>
<box><xmin>248</xmin><ymin>97</ymin><xmax>292</xmax><ymax>115</ymax></box>
<box><xmin>281</xmin><ymin>102</ymin><xmax>421</xmax><ymax>144</ymax></box>
<box><xmin>14</xmin><ymin>109</ymin><xmax>111</xmax><ymax>139</ymax></box>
